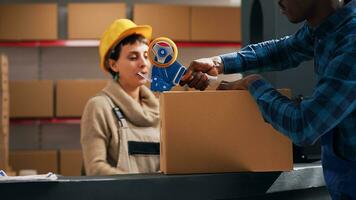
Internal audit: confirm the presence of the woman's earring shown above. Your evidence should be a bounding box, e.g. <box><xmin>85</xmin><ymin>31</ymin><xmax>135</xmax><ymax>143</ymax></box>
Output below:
<box><xmin>114</xmin><ymin>72</ymin><xmax>120</xmax><ymax>81</ymax></box>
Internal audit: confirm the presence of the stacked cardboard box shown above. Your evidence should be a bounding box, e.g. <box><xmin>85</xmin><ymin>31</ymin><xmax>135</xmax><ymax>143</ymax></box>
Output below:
<box><xmin>0</xmin><ymin>3</ymin><xmax>240</xmax><ymax>42</ymax></box>
<box><xmin>133</xmin><ymin>4</ymin><xmax>190</xmax><ymax>41</ymax></box>
<box><xmin>10</xmin><ymin>80</ymin><xmax>53</xmax><ymax>118</ymax></box>
<box><xmin>8</xmin><ymin>79</ymin><xmax>109</xmax><ymax>118</ymax></box>
<box><xmin>0</xmin><ymin>4</ymin><xmax>57</xmax><ymax>40</ymax></box>
<box><xmin>0</xmin><ymin>55</ymin><xmax>9</xmax><ymax>171</ymax></box>
<box><xmin>9</xmin><ymin>150</ymin><xmax>58</xmax><ymax>174</ymax></box>
<box><xmin>9</xmin><ymin>150</ymin><xmax>83</xmax><ymax>176</ymax></box>
<box><xmin>68</xmin><ymin>3</ymin><xmax>126</xmax><ymax>39</ymax></box>
<box><xmin>59</xmin><ymin>149</ymin><xmax>82</xmax><ymax>176</ymax></box>
<box><xmin>160</xmin><ymin>90</ymin><xmax>293</xmax><ymax>174</ymax></box>
<box><xmin>56</xmin><ymin>79</ymin><xmax>107</xmax><ymax>117</ymax></box>
<box><xmin>134</xmin><ymin>4</ymin><xmax>241</xmax><ymax>42</ymax></box>
<box><xmin>191</xmin><ymin>6</ymin><xmax>241</xmax><ymax>42</ymax></box>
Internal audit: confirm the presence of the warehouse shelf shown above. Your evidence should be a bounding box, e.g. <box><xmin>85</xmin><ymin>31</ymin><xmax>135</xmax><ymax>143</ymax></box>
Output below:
<box><xmin>10</xmin><ymin>117</ymin><xmax>81</xmax><ymax>125</ymax></box>
<box><xmin>0</xmin><ymin>40</ymin><xmax>241</xmax><ymax>48</ymax></box>
<box><xmin>0</xmin><ymin>40</ymin><xmax>99</xmax><ymax>47</ymax></box>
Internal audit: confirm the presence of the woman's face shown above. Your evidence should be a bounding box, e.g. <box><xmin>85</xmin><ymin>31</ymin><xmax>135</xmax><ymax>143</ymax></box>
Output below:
<box><xmin>110</xmin><ymin>41</ymin><xmax>151</xmax><ymax>88</ymax></box>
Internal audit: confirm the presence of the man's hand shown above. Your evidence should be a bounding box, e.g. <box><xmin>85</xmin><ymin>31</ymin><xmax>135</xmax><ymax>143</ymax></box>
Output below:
<box><xmin>180</xmin><ymin>56</ymin><xmax>223</xmax><ymax>91</ymax></box>
<box><xmin>217</xmin><ymin>74</ymin><xmax>262</xmax><ymax>90</ymax></box>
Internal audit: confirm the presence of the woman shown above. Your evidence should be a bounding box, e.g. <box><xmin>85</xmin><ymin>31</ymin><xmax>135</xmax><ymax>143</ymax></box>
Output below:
<box><xmin>81</xmin><ymin>19</ymin><xmax>160</xmax><ymax>175</ymax></box>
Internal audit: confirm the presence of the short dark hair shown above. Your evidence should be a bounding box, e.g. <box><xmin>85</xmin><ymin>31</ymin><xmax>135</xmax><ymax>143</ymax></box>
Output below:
<box><xmin>107</xmin><ymin>34</ymin><xmax>148</xmax><ymax>78</ymax></box>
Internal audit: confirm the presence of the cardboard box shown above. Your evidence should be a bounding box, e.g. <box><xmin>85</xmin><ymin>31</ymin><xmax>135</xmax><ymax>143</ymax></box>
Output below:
<box><xmin>68</xmin><ymin>3</ymin><xmax>126</xmax><ymax>39</ymax></box>
<box><xmin>0</xmin><ymin>4</ymin><xmax>57</xmax><ymax>40</ymax></box>
<box><xmin>59</xmin><ymin>149</ymin><xmax>82</xmax><ymax>176</ymax></box>
<box><xmin>133</xmin><ymin>4</ymin><xmax>190</xmax><ymax>41</ymax></box>
<box><xmin>0</xmin><ymin>54</ymin><xmax>9</xmax><ymax>170</ymax></box>
<box><xmin>56</xmin><ymin>79</ymin><xmax>107</xmax><ymax>117</ymax></box>
<box><xmin>191</xmin><ymin>6</ymin><xmax>241</xmax><ymax>42</ymax></box>
<box><xmin>159</xmin><ymin>90</ymin><xmax>293</xmax><ymax>174</ymax></box>
<box><xmin>9</xmin><ymin>150</ymin><xmax>58</xmax><ymax>174</ymax></box>
<box><xmin>10</xmin><ymin>80</ymin><xmax>53</xmax><ymax>118</ymax></box>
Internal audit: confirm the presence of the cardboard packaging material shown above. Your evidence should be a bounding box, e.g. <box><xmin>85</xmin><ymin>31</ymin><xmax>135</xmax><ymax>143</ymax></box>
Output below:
<box><xmin>159</xmin><ymin>90</ymin><xmax>293</xmax><ymax>174</ymax></box>
<box><xmin>59</xmin><ymin>149</ymin><xmax>82</xmax><ymax>176</ymax></box>
<box><xmin>56</xmin><ymin>79</ymin><xmax>107</xmax><ymax>117</ymax></box>
<box><xmin>9</xmin><ymin>150</ymin><xmax>58</xmax><ymax>174</ymax></box>
<box><xmin>10</xmin><ymin>80</ymin><xmax>53</xmax><ymax>118</ymax></box>
<box><xmin>0</xmin><ymin>4</ymin><xmax>57</xmax><ymax>40</ymax></box>
<box><xmin>191</xmin><ymin>6</ymin><xmax>241</xmax><ymax>42</ymax></box>
<box><xmin>68</xmin><ymin>3</ymin><xmax>126</xmax><ymax>39</ymax></box>
<box><xmin>133</xmin><ymin>4</ymin><xmax>190</xmax><ymax>41</ymax></box>
<box><xmin>0</xmin><ymin>55</ymin><xmax>9</xmax><ymax>170</ymax></box>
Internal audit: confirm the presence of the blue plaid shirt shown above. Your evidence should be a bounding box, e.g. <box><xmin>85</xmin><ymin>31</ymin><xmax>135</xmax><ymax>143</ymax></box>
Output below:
<box><xmin>221</xmin><ymin>1</ymin><xmax>356</xmax><ymax>161</ymax></box>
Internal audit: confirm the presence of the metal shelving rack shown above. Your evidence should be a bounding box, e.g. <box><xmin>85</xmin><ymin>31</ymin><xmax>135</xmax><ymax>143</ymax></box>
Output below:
<box><xmin>0</xmin><ymin>40</ymin><xmax>241</xmax><ymax>48</ymax></box>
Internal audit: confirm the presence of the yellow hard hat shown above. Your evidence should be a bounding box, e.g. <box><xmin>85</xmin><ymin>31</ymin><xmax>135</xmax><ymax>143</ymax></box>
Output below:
<box><xmin>99</xmin><ymin>19</ymin><xmax>152</xmax><ymax>72</ymax></box>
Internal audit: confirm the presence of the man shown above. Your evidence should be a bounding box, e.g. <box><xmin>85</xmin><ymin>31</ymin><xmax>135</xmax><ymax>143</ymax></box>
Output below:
<box><xmin>180</xmin><ymin>0</ymin><xmax>355</xmax><ymax>199</ymax></box>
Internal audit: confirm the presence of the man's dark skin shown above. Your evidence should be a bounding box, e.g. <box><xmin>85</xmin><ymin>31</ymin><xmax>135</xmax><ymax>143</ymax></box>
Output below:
<box><xmin>180</xmin><ymin>0</ymin><xmax>348</xmax><ymax>90</ymax></box>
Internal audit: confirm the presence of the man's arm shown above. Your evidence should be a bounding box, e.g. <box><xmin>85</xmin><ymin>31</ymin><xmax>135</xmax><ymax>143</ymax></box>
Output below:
<box><xmin>222</xmin><ymin>24</ymin><xmax>315</xmax><ymax>74</ymax></box>
<box><xmin>248</xmin><ymin>36</ymin><xmax>356</xmax><ymax>145</ymax></box>
<box><xmin>181</xmin><ymin>24</ymin><xmax>315</xmax><ymax>90</ymax></box>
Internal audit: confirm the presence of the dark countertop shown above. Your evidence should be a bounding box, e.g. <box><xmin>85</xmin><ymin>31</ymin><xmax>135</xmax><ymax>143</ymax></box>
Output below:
<box><xmin>0</xmin><ymin>163</ymin><xmax>330</xmax><ymax>200</ymax></box>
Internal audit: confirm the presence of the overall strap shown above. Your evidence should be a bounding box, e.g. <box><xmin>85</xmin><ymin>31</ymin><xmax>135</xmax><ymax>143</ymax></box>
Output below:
<box><xmin>104</xmin><ymin>95</ymin><xmax>159</xmax><ymax>157</ymax></box>
<box><xmin>104</xmin><ymin>95</ymin><xmax>128</xmax><ymax>128</ymax></box>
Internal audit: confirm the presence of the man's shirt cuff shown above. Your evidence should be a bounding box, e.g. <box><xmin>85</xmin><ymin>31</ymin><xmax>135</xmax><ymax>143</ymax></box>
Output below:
<box><xmin>220</xmin><ymin>52</ymin><xmax>243</xmax><ymax>74</ymax></box>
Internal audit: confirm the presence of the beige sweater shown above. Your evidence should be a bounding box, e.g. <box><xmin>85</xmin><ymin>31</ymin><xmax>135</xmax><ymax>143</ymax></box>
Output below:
<box><xmin>80</xmin><ymin>79</ymin><xmax>159</xmax><ymax>175</ymax></box>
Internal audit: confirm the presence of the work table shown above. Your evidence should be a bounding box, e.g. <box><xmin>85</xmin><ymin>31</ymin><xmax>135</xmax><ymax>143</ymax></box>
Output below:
<box><xmin>0</xmin><ymin>163</ymin><xmax>330</xmax><ymax>200</ymax></box>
